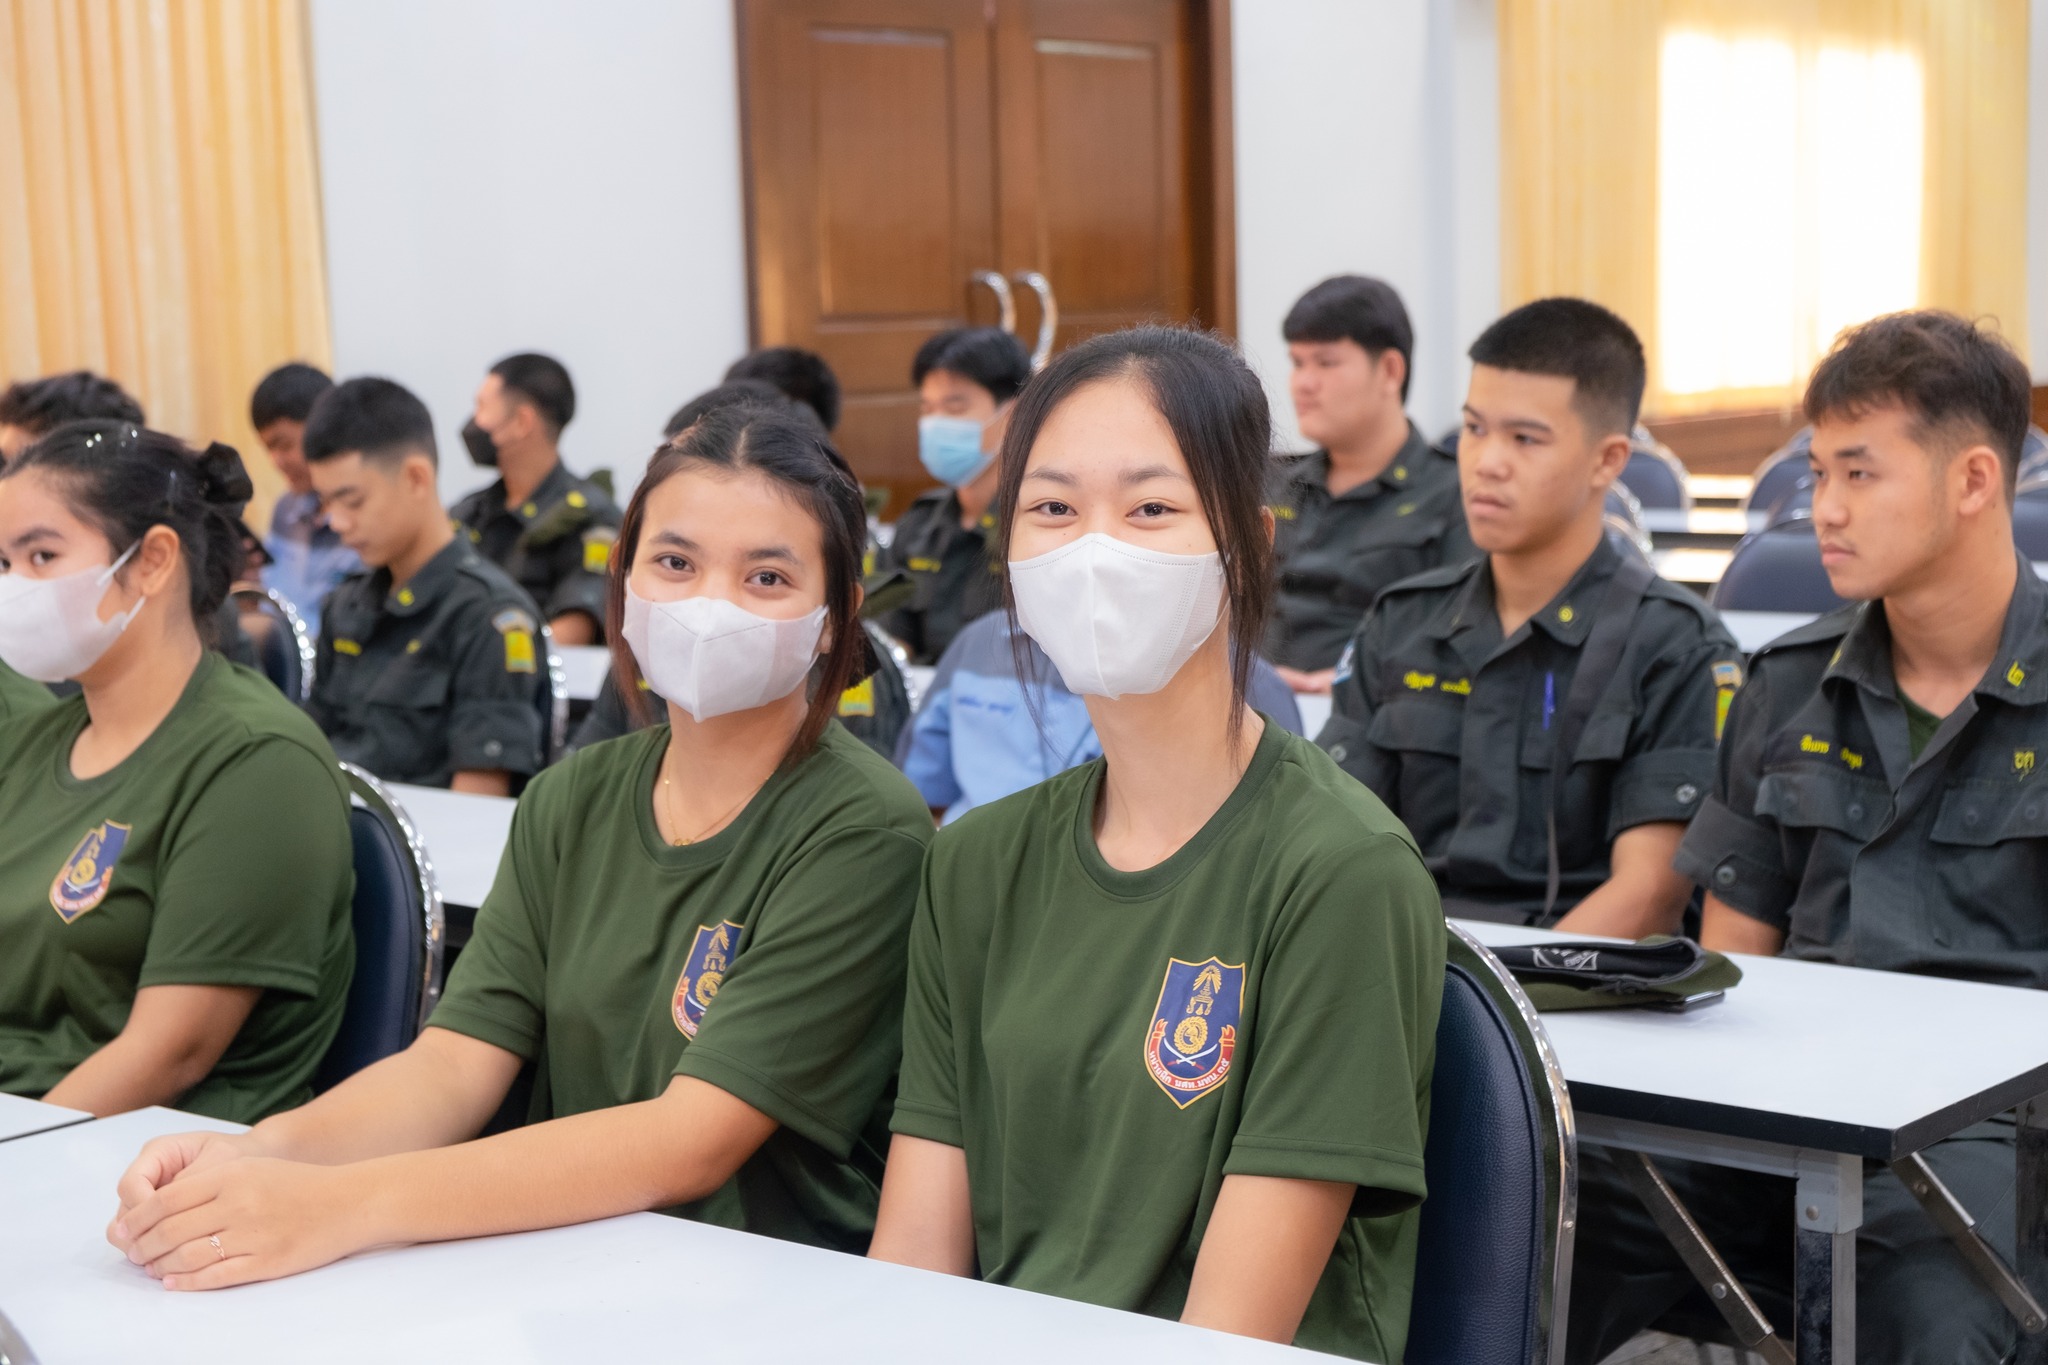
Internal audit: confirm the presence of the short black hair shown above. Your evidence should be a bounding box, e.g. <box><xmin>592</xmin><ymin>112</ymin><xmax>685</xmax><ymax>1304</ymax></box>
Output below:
<box><xmin>1467</xmin><ymin>297</ymin><xmax>1646</xmax><ymax>438</ymax></box>
<box><xmin>663</xmin><ymin>379</ymin><xmax>822</xmax><ymax>441</ymax></box>
<box><xmin>249</xmin><ymin>362</ymin><xmax>333</xmax><ymax>430</ymax></box>
<box><xmin>303</xmin><ymin>377</ymin><xmax>438</xmax><ymax>469</ymax></box>
<box><xmin>0</xmin><ymin>371</ymin><xmax>146</xmax><ymax>437</ymax></box>
<box><xmin>490</xmin><ymin>352</ymin><xmax>576</xmax><ymax>435</ymax></box>
<box><xmin>1282</xmin><ymin>275</ymin><xmax>1415</xmax><ymax>401</ymax></box>
<box><xmin>1805</xmin><ymin>311</ymin><xmax>2034</xmax><ymax>494</ymax></box>
<box><xmin>725</xmin><ymin>347</ymin><xmax>841</xmax><ymax>431</ymax></box>
<box><xmin>912</xmin><ymin>327</ymin><xmax>1032</xmax><ymax>404</ymax></box>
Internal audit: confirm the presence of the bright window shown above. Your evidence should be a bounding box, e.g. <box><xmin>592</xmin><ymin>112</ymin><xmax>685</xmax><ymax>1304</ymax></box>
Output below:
<box><xmin>1655</xmin><ymin>31</ymin><xmax>1923</xmax><ymax>404</ymax></box>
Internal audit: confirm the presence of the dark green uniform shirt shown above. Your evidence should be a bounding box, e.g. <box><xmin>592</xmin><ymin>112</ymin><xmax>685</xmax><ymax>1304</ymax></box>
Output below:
<box><xmin>449</xmin><ymin>460</ymin><xmax>622</xmax><ymax>635</ymax></box>
<box><xmin>307</xmin><ymin>538</ymin><xmax>547</xmax><ymax>788</ymax></box>
<box><xmin>1265</xmin><ymin>423</ymin><xmax>1476</xmax><ymax>671</ymax></box>
<box><xmin>429</xmin><ymin>722</ymin><xmax>933</xmax><ymax>1252</ymax></box>
<box><xmin>0</xmin><ymin>653</ymin><xmax>354</xmax><ymax>1121</ymax></box>
<box><xmin>1676</xmin><ymin>562</ymin><xmax>2048</xmax><ymax>988</ymax></box>
<box><xmin>894</xmin><ymin>721</ymin><xmax>1444</xmax><ymax>1362</ymax></box>
<box><xmin>0</xmin><ymin>661</ymin><xmax>55</xmax><ymax>727</ymax></box>
<box><xmin>878</xmin><ymin>489</ymin><xmax>1003</xmax><ymax>664</ymax></box>
<box><xmin>1320</xmin><ymin>539</ymin><xmax>1742</xmax><ymax>924</ymax></box>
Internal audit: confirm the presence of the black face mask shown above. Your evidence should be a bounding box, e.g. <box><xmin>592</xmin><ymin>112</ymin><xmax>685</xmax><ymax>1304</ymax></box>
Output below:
<box><xmin>461</xmin><ymin>418</ymin><xmax>499</xmax><ymax>469</ymax></box>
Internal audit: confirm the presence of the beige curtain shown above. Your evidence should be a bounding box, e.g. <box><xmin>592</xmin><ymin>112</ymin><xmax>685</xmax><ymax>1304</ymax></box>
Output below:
<box><xmin>0</xmin><ymin>0</ymin><xmax>331</xmax><ymax>526</ymax></box>
<box><xmin>1500</xmin><ymin>0</ymin><xmax>2029</xmax><ymax>415</ymax></box>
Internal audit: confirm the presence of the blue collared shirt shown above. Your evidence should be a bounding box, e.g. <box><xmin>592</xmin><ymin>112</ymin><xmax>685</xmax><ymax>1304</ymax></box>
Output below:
<box><xmin>262</xmin><ymin>490</ymin><xmax>359</xmax><ymax>637</ymax></box>
<box><xmin>895</xmin><ymin>610</ymin><xmax>1305</xmax><ymax>823</ymax></box>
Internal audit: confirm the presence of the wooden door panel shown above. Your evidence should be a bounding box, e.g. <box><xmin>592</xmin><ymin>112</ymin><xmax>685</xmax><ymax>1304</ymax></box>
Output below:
<box><xmin>743</xmin><ymin>0</ymin><xmax>998</xmax><ymax>508</ymax></box>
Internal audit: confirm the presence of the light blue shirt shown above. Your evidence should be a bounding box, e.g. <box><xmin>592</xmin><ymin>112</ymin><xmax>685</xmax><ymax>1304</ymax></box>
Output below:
<box><xmin>895</xmin><ymin>611</ymin><xmax>1304</xmax><ymax>823</ymax></box>
<box><xmin>261</xmin><ymin>490</ymin><xmax>359</xmax><ymax>638</ymax></box>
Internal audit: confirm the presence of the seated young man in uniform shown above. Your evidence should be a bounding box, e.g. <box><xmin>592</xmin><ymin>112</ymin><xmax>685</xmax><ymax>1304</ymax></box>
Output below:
<box><xmin>1318</xmin><ymin>297</ymin><xmax>1740</xmax><ymax>933</ymax></box>
<box><xmin>879</xmin><ymin>327</ymin><xmax>1032</xmax><ymax>663</ymax></box>
<box><xmin>1266</xmin><ymin>276</ymin><xmax>1473</xmax><ymax>693</ymax></box>
<box><xmin>0</xmin><ymin>370</ymin><xmax>145</xmax><ymax>462</ymax></box>
<box><xmin>725</xmin><ymin>345</ymin><xmax>841</xmax><ymax>433</ymax></box>
<box><xmin>451</xmin><ymin>352</ymin><xmax>621</xmax><ymax>645</ymax></box>
<box><xmin>1569</xmin><ymin>311</ymin><xmax>2046</xmax><ymax>1365</ymax></box>
<box><xmin>303</xmin><ymin>377</ymin><xmax>548</xmax><ymax>795</ymax></box>
<box><xmin>249</xmin><ymin>362</ymin><xmax>357</xmax><ymax>636</ymax></box>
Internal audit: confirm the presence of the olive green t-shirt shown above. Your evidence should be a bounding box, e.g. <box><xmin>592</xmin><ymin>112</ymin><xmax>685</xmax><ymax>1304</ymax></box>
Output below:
<box><xmin>0</xmin><ymin>652</ymin><xmax>356</xmax><ymax>1122</ymax></box>
<box><xmin>429</xmin><ymin>720</ymin><xmax>933</xmax><ymax>1253</ymax></box>
<box><xmin>0</xmin><ymin>660</ymin><xmax>54</xmax><ymax>727</ymax></box>
<box><xmin>894</xmin><ymin>720</ymin><xmax>1445</xmax><ymax>1363</ymax></box>
<box><xmin>1901</xmin><ymin>691</ymin><xmax>1944</xmax><ymax>761</ymax></box>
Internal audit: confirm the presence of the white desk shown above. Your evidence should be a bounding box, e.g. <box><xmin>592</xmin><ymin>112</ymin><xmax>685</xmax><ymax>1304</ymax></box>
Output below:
<box><xmin>0</xmin><ymin>1107</ymin><xmax>1333</xmax><ymax>1364</ymax></box>
<box><xmin>384</xmin><ymin>783</ymin><xmax>516</xmax><ymax>912</ymax></box>
<box><xmin>1458</xmin><ymin>920</ymin><xmax>2048</xmax><ymax>1362</ymax></box>
<box><xmin>1685</xmin><ymin>474</ymin><xmax>1754</xmax><ymax>504</ymax></box>
<box><xmin>1640</xmin><ymin>507</ymin><xmax>1760</xmax><ymax>538</ymax></box>
<box><xmin>556</xmin><ymin>644</ymin><xmax>610</xmax><ymax>703</ymax></box>
<box><xmin>1296</xmin><ymin>693</ymin><xmax>1332</xmax><ymax>737</ymax></box>
<box><xmin>1719</xmin><ymin>609</ymin><xmax>1817</xmax><ymax>654</ymax></box>
<box><xmin>1651</xmin><ymin>546</ymin><xmax>1732</xmax><ymax>587</ymax></box>
<box><xmin>0</xmin><ymin>1092</ymin><xmax>89</xmax><ymax>1143</ymax></box>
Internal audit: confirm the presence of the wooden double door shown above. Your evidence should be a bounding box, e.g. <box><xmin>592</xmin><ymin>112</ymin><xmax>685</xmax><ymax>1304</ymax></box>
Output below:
<box><xmin>740</xmin><ymin>0</ymin><xmax>1234</xmax><ymax>512</ymax></box>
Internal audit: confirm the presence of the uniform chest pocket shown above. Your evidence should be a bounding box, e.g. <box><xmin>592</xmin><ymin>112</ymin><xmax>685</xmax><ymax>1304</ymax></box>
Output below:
<box><xmin>1517</xmin><ymin>704</ymin><xmax>1633</xmax><ymax>771</ymax></box>
<box><xmin>1367</xmin><ymin>697</ymin><xmax>1463</xmax><ymax>757</ymax></box>
<box><xmin>365</xmin><ymin>655</ymin><xmax>453</xmax><ymax>708</ymax></box>
<box><xmin>1930</xmin><ymin>780</ymin><xmax>2048</xmax><ymax>847</ymax></box>
<box><xmin>1755</xmin><ymin>765</ymin><xmax>1889</xmax><ymax>842</ymax></box>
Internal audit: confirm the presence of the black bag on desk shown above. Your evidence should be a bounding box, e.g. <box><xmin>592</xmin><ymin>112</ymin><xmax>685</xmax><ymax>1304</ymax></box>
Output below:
<box><xmin>1490</xmin><ymin>934</ymin><xmax>1743</xmax><ymax>1011</ymax></box>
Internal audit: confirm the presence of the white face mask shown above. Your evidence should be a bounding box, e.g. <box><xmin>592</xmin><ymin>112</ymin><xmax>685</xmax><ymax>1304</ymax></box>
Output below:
<box><xmin>0</xmin><ymin>544</ymin><xmax>143</xmax><ymax>683</ymax></box>
<box><xmin>621</xmin><ymin>586</ymin><xmax>827</xmax><ymax>722</ymax></box>
<box><xmin>1009</xmin><ymin>532</ymin><xmax>1226</xmax><ymax>698</ymax></box>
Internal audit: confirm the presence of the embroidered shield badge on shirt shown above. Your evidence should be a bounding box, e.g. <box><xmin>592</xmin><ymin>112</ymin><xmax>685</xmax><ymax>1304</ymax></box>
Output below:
<box><xmin>1144</xmin><ymin>956</ymin><xmax>1245</xmax><ymax>1108</ymax></box>
<box><xmin>49</xmin><ymin>820</ymin><xmax>133</xmax><ymax>923</ymax></box>
<box><xmin>672</xmin><ymin>919</ymin><xmax>744</xmax><ymax>1037</ymax></box>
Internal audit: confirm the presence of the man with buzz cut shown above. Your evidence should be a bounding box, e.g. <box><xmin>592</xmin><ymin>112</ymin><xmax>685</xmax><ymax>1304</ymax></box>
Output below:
<box><xmin>452</xmin><ymin>351</ymin><xmax>621</xmax><ymax>645</ymax></box>
<box><xmin>303</xmin><ymin>377</ymin><xmax>547</xmax><ymax>795</ymax></box>
<box><xmin>1317</xmin><ymin>297</ymin><xmax>1742</xmax><ymax>934</ymax></box>
<box><xmin>1568</xmin><ymin>311</ymin><xmax>2048</xmax><ymax>1365</ymax></box>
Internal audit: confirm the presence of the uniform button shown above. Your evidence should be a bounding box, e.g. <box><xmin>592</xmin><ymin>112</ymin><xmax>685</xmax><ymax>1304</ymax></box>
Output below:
<box><xmin>1846</xmin><ymin>802</ymin><xmax>1863</xmax><ymax>821</ymax></box>
<box><xmin>1329</xmin><ymin>745</ymin><xmax>1348</xmax><ymax>763</ymax></box>
<box><xmin>2026</xmin><ymin>804</ymin><xmax>2042</xmax><ymax>822</ymax></box>
<box><xmin>1676</xmin><ymin>783</ymin><xmax>1699</xmax><ymax>804</ymax></box>
<box><xmin>1964</xmin><ymin>808</ymin><xmax>1981</xmax><ymax>827</ymax></box>
<box><xmin>1714</xmin><ymin>864</ymin><xmax>1737</xmax><ymax>887</ymax></box>
<box><xmin>484</xmin><ymin>739</ymin><xmax>503</xmax><ymax>757</ymax></box>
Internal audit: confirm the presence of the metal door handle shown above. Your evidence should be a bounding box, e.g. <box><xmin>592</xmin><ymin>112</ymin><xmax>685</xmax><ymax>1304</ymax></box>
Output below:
<box><xmin>1012</xmin><ymin>271</ymin><xmax>1058</xmax><ymax>371</ymax></box>
<box><xmin>970</xmin><ymin>271</ymin><xmax>1016</xmax><ymax>335</ymax></box>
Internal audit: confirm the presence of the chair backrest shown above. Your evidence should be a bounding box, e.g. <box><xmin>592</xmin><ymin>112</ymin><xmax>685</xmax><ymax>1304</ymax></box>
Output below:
<box><xmin>2017</xmin><ymin>426</ymin><xmax>2048</xmax><ymax>487</ymax></box>
<box><xmin>1708</xmin><ymin>514</ymin><xmax>1849</xmax><ymax>614</ymax></box>
<box><xmin>2012</xmin><ymin>480</ymin><xmax>2048</xmax><ymax>560</ymax></box>
<box><xmin>1763</xmin><ymin>475</ymin><xmax>1813</xmax><ymax>528</ymax></box>
<box><xmin>1617</xmin><ymin>435</ymin><xmax>1691</xmax><ymax>511</ymax></box>
<box><xmin>1745</xmin><ymin>428</ymin><xmax>1812</xmax><ymax>518</ymax></box>
<box><xmin>315</xmin><ymin>764</ymin><xmax>445</xmax><ymax>1091</ymax></box>
<box><xmin>1407</xmin><ymin>924</ymin><xmax>1576</xmax><ymax>1365</ymax></box>
<box><xmin>228</xmin><ymin>583</ymin><xmax>315</xmax><ymax>703</ymax></box>
<box><xmin>537</xmin><ymin>623</ymin><xmax>569</xmax><ymax>764</ymax></box>
<box><xmin>1602</xmin><ymin>484</ymin><xmax>1653</xmax><ymax>562</ymax></box>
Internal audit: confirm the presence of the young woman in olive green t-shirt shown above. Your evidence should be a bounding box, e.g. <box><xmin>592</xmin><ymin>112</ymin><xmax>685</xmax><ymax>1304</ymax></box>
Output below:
<box><xmin>868</xmin><ymin>328</ymin><xmax>1446</xmax><ymax>1362</ymax></box>
<box><xmin>0</xmin><ymin>424</ymin><xmax>354</xmax><ymax>1124</ymax></box>
<box><xmin>111</xmin><ymin>402</ymin><xmax>933</xmax><ymax>1288</ymax></box>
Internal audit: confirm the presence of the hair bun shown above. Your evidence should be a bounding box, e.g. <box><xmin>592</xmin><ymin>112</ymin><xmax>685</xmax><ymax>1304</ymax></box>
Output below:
<box><xmin>194</xmin><ymin>441</ymin><xmax>254</xmax><ymax>511</ymax></box>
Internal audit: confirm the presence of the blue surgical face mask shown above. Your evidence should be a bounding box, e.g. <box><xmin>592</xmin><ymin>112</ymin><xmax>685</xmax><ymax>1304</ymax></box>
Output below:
<box><xmin>918</xmin><ymin>414</ymin><xmax>993</xmax><ymax>487</ymax></box>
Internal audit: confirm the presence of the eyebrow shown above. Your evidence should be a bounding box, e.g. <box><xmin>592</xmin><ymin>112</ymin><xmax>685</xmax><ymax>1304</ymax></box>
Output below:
<box><xmin>1464</xmin><ymin>404</ymin><xmax>1554</xmax><ymax>436</ymax></box>
<box><xmin>646</xmin><ymin>529</ymin><xmax>800</xmax><ymax>564</ymax></box>
<box><xmin>1</xmin><ymin>526</ymin><xmax>64</xmax><ymax>554</ymax></box>
<box><xmin>1816</xmin><ymin>445</ymin><xmax>1870</xmax><ymax>460</ymax></box>
<box><xmin>1022</xmin><ymin>464</ymin><xmax>1192</xmax><ymax>489</ymax></box>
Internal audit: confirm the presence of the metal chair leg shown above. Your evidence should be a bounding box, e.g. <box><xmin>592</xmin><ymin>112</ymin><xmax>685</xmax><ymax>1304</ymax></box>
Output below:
<box><xmin>1890</xmin><ymin>1151</ymin><xmax>2048</xmax><ymax>1335</ymax></box>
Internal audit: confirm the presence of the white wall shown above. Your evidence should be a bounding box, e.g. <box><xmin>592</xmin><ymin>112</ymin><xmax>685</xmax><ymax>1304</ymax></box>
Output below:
<box><xmin>306</xmin><ymin>0</ymin><xmax>751</xmax><ymax>505</ymax></box>
<box><xmin>2031</xmin><ymin>0</ymin><xmax>2048</xmax><ymax>380</ymax></box>
<box><xmin>1231</xmin><ymin>0</ymin><xmax>1501</xmax><ymax>450</ymax></box>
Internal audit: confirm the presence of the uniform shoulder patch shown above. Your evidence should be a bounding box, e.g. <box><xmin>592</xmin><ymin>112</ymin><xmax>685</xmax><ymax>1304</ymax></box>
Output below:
<box><xmin>1144</xmin><ymin>957</ymin><xmax>1244</xmax><ymax>1108</ymax></box>
<box><xmin>493</xmin><ymin>607</ymin><xmax>538</xmax><ymax>674</ymax></box>
<box><xmin>1331</xmin><ymin>640</ymin><xmax>1356</xmax><ymax>686</ymax></box>
<box><xmin>50</xmin><ymin>820</ymin><xmax>131</xmax><ymax>923</ymax></box>
<box><xmin>672</xmin><ymin>920</ymin><xmax>743</xmax><ymax>1038</ymax></box>
<box><xmin>838</xmin><ymin>676</ymin><xmax>876</xmax><ymax>717</ymax></box>
<box><xmin>1713</xmin><ymin>659</ymin><xmax>1744</xmax><ymax>742</ymax></box>
<box><xmin>581</xmin><ymin>525</ymin><xmax>617</xmax><ymax>574</ymax></box>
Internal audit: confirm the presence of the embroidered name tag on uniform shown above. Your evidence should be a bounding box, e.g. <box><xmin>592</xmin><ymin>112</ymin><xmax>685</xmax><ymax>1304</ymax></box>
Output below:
<box><xmin>672</xmin><ymin>920</ymin><xmax>743</xmax><ymax>1037</ymax></box>
<box><xmin>1144</xmin><ymin>956</ymin><xmax>1245</xmax><ymax>1108</ymax></box>
<box><xmin>50</xmin><ymin>820</ymin><xmax>132</xmax><ymax>923</ymax></box>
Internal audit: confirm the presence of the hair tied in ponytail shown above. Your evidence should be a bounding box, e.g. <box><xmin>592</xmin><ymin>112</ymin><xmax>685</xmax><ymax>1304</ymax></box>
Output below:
<box><xmin>195</xmin><ymin>441</ymin><xmax>255</xmax><ymax>512</ymax></box>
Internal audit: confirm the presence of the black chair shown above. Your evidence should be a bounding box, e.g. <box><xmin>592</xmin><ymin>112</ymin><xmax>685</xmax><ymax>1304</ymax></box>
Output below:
<box><xmin>315</xmin><ymin>764</ymin><xmax>445</xmax><ymax>1091</ymax></box>
<box><xmin>1708</xmin><ymin>512</ymin><xmax>1848</xmax><ymax>614</ymax></box>
<box><xmin>2016</xmin><ymin>426</ymin><xmax>2048</xmax><ymax>487</ymax></box>
<box><xmin>1763</xmin><ymin>474</ymin><xmax>1812</xmax><ymax>528</ymax></box>
<box><xmin>1617</xmin><ymin>428</ymin><xmax>1690</xmax><ymax>512</ymax></box>
<box><xmin>2013</xmin><ymin>479</ymin><xmax>2048</xmax><ymax>562</ymax></box>
<box><xmin>1603</xmin><ymin>484</ymin><xmax>1653</xmax><ymax>562</ymax></box>
<box><xmin>229</xmin><ymin>583</ymin><xmax>315</xmax><ymax>703</ymax></box>
<box><xmin>1406</xmin><ymin>924</ymin><xmax>1575</xmax><ymax>1365</ymax></box>
<box><xmin>1745</xmin><ymin>429</ymin><xmax>1812</xmax><ymax>526</ymax></box>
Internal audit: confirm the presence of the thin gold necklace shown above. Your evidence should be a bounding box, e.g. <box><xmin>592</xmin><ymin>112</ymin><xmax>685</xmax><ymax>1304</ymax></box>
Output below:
<box><xmin>660</xmin><ymin>758</ymin><xmax>755</xmax><ymax>846</ymax></box>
